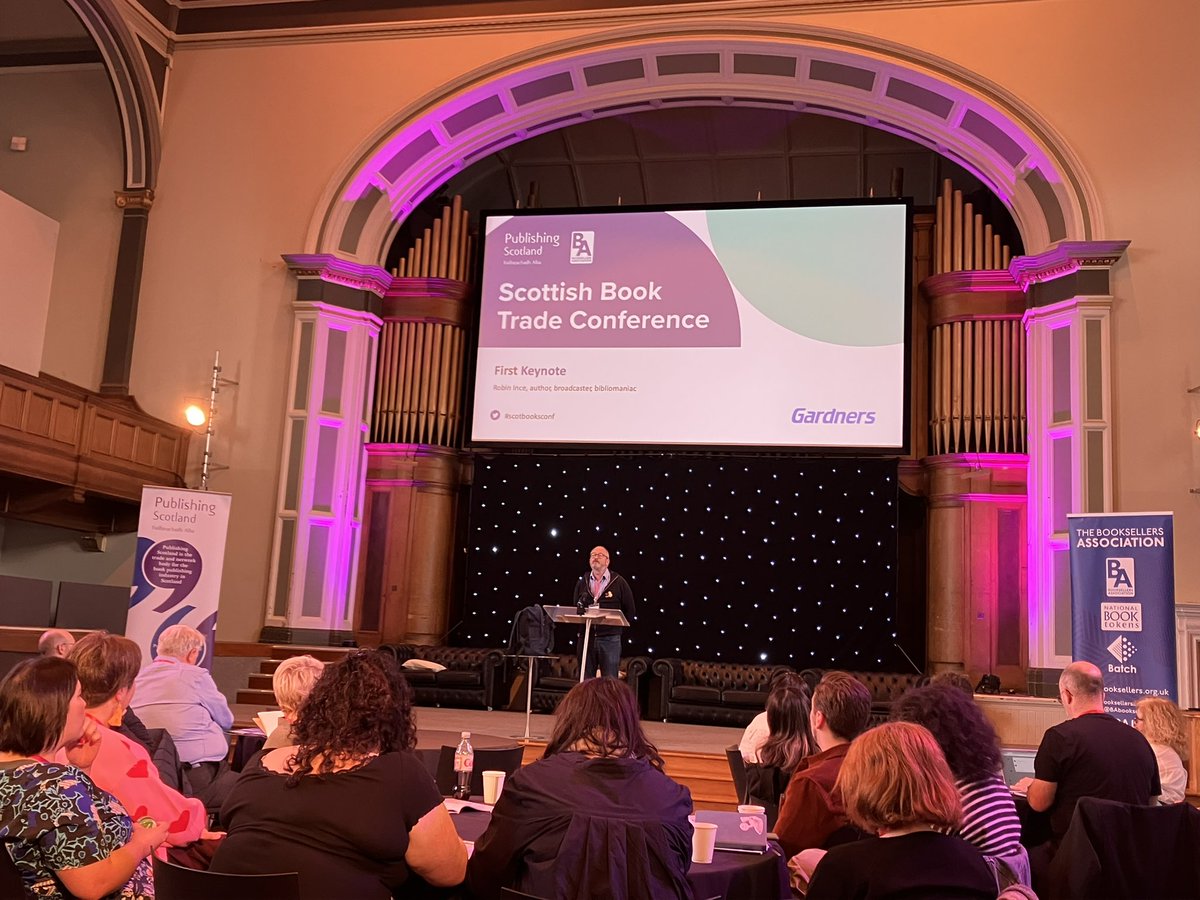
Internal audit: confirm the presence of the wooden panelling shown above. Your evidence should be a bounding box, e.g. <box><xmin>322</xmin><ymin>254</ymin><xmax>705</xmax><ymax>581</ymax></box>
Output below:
<box><xmin>0</xmin><ymin>365</ymin><xmax>190</xmax><ymax>529</ymax></box>
<box><xmin>27</xmin><ymin>393</ymin><xmax>53</xmax><ymax>436</ymax></box>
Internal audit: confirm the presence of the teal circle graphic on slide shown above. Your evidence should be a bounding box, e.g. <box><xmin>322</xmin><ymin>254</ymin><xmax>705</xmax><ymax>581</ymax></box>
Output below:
<box><xmin>705</xmin><ymin>207</ymin><xmax>904</xmax><ymax>347</ymax></box>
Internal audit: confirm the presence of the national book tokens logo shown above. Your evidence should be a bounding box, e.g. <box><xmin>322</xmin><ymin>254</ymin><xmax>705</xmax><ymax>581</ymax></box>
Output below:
<box><xmin>1100</xmin><ymin>602</ymin><xmax>1142</xmax><ymax>632</ymax></box>
<box><xmin>570</xmin><ymin>231</ymin><xmax>594</xmax><ymax>264</ymax></box>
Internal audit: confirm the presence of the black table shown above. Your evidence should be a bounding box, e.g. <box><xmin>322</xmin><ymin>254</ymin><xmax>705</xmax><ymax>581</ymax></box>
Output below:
<box><xmin>450</xmin><ymin>807</ymin><xmax>790</xmax><ymax>900</ymax></box>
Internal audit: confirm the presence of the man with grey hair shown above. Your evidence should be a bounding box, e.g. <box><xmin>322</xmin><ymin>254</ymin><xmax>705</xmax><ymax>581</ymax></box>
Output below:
<box><xmin>263</xmin><ymin>654</ymin><xmax>325</xmax><ymax>750</ymax></box>
<box><xmin>1016</xmin><ymin>660</ymin><xmax>1159</xmax><ymax>885</ymax></box>
<box><xmin>132</xmin><ymin>623</ymin><xmax>236</xmax><ymax>812</ymax></box>
<box><xmin>37</xmin><ymin>628</ymin><xmax>76</xmax><ymax>658</ymax></box>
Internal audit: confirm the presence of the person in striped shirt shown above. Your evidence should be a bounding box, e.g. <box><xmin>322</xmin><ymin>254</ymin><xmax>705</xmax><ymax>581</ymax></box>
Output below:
<box><xmin>892</xmin><ymin>682</ymin><xmax>1027</xmax><ymax>887</ymax></box>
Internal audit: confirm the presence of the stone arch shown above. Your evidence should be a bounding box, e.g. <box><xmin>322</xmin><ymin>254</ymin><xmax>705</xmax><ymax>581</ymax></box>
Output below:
<box><xmin>309</xmin><ymin>22</ymin><xmax>1101</xmax><ymax>263</ymax></box>
<box><xmin>64</xmin><ymin>0</ymin><xmax>162</xmax><ymax>191</ymax></box>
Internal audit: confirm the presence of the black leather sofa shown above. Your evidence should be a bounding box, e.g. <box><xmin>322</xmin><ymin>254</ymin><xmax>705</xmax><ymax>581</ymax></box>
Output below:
<box><xmin>650</xmin><ymin>658</ymin><xmax>795</xmax><ymax>726</ymax></box>
<box><xmin>387</xmin><ymin>644</ymin><xmax>506</xmax><ymax>710</ymax></box>
<box><xmin>527</xmin><ymin>654</ymin><xmax>651</xmax><ymax>713</ymax></box>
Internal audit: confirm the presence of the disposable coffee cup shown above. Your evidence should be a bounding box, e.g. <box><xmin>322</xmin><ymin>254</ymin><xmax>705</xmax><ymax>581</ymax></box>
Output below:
<box><xmin>482</xmin><ymin>770</ymin><xmax>506</xmax><ymax>805</ymax></box>
<box><xmin>691</xmin><ymin>822</ymin><xmax>718</xmax><ymax>864</ymax></box>
<box><xmin>737</xmin><ymin>805</ymin><xmax>766</xmax><ymax>815</ymax></box>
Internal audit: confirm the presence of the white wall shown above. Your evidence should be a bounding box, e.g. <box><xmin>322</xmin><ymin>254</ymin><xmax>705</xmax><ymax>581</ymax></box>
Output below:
<box><xmin>0</xmin><ymin>519</ymin><xmax>136</xmax><ymax>587</ymax></box>
<box><xmin>0</xmin><ymin>66</ymin><xmax>124</xmax><ymax>390</ymax></box>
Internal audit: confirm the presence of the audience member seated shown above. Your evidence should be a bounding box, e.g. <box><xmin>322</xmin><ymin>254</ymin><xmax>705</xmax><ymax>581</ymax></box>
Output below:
<box><xmin>1134</xmin><ymin>695</ymin><xmax>1188</xmax><ymax>805</ymax></box>
<box><xmin>775</xmin><ymin>671</ymin><xmax>872</xmax><ymax>860</ymax></box>
<box><xmin>37</xmin><ymin>628</ymin><xmax>76</xmax><ymax>658</ymax></box>
<box><xmin>466</xmin><ymin>677</ymin><xmax>693</xmax><ymax>900</ymax></box>
<box><xmin>60</xmin><ymin>632</ymin><xmax>212</xmax><ymax>848</ymax></box>
<box><xmin>743</xmin><ymin>673</ymin><xmax>815</xmax><ymax>826</ymax></box>
<box><xmin>131</xmin><ymin>623</ymin><xmax>238</xmax><ymax>813</ymax></box>
<box><xmin>892</xmin><ymin>682</ymin><xmax>1026</xmax><ymax>887</ymax></box>
<box><xmin>210</xmin><ymin>649</ymin><xmax>466</xmax><ymax>899</ymax></box>
<box><xmin>1014</xmin><ymin>661</ymin><xmax>1159</xmax><ymax>889</ymax></box>
<box><xmin>264</xmin><ymin>654</ymin><xmax>326</xmax><ymax>751</ymax></box>
<box><xmin>805</xmin><ymin>721</ymin><xmax>998</xmax><ymax>900</ymax></box>
<box><xmin>0</xmin><ymin>657</ymin><xmax>169</xmax><ymax>898</ymax></box>
<box><xmin>115</xmin><ymin>704</ymin><xmax>189</xmax><ymax>793</ymax></box>
<box><xmin>738</xmin><ymin>669</ymin><xmax>810</xmax><ymax>762</ymax></box>
<box><xmin>928</xmin><ymin>670</ymin><xmax>975</xmax><ymax>696</ymax></box>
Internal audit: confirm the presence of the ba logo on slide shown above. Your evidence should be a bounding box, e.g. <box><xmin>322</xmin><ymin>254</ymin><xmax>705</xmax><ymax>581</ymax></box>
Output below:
<box><xmin>1100</xmin><ymin>602</ymin><xmax>1142</xmax><ymax>632</ymax></box>
<box><xmin>1105</xmin><ymin>557</ymin><xmax>1135</xmax><ymax>597</ymax></box>
<box><xmin>570</xmin><ymin>231</ymin><xmax>594</xmax><ymax>264</ymax></box>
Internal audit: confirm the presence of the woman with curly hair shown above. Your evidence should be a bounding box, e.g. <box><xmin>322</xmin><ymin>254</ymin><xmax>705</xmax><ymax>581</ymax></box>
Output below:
<box><xmin>209</xmin><ymin>650</ymin><xmax>466</xmax><ymax>898</ymax></box>
<box><xmin>1135</xmin><ymin>696</ymin><xmax>1188</xmax><ymax>804</ymax></box>
<box><xmin>466</xmin><ymin>677</ymin><xmax>693</xmax><ymax>900</ymax></box>
<box><xmin>892</xmin><ymin>683</ymin><xmax>1022</xmax><ymax>855</ymax></box>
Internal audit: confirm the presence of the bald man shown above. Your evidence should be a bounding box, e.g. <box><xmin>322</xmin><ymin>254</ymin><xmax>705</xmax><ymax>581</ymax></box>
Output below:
<box><xmin>37</xmin><ymin>629</ymin><xmax>76</xmax><ymax>658</ymax></box>
<box><xmin>1017</xmin><ymin>661</ymin><xmax>1159</xmax><ymax>878</ymax></box>
<box><xmin>571</xmin><ymin>545</ymin><xmax>635</xmax><ymax>679</ymax></box>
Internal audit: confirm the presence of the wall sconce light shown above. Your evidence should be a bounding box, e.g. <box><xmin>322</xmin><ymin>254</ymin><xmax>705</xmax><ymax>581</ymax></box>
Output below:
<box><xmin>190</xmin><ymin>351</ymin><xmax>238</xmax><ymax>491</ymax></box>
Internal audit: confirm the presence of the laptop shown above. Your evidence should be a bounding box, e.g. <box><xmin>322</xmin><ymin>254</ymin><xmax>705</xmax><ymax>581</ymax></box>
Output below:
<box><xmin>1000</xmin><ymin>747</ymin><xmax>1037</xmax><ymax>791</ymax></box>
<box><xmin>693</xmin><ymin>810</ymin><xmax>769</xmax><ymax>854</ymax></box>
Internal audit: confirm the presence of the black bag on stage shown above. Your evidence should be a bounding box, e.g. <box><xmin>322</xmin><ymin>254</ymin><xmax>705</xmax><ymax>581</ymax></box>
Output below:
<box><xmin>508</xmin><ymin>604</ymin><xmax>555</xmax><ymax>657</ymax></box>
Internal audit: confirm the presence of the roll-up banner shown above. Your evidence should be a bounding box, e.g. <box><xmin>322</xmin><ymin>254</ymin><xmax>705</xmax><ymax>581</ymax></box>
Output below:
<box><xmin>1068</xmin><ymin>512</ymin><xmax>1176</xmax><ymax>722</ymax></box>
<box><xmin>127</xmin><ymin>487</ymin><xmax>232</xmax><ymax>670</ymax></box>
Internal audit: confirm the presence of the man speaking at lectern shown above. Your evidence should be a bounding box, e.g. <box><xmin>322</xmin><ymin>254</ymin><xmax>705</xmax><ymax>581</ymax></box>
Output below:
<box><xmin>572</xmin><ymin>546</ymin><xmax>636</xmax><ymax>679</ymax></box>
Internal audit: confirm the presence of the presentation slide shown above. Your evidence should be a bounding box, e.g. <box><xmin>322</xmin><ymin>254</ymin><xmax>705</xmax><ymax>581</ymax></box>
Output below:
<box><xmin>469</xmin><ymin>201</ymin><xmax>909</xmax><ymax>450</ymax></box>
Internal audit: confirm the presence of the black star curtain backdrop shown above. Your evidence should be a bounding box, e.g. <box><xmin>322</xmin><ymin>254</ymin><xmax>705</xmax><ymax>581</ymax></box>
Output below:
<box><xmin>459</xmin><ymin>454</ymin><xmax>905</xmax><ymax>670</ymax></box>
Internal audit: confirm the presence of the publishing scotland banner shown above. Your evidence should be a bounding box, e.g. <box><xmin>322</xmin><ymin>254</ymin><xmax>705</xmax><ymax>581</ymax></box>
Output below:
<box><xmin>128</xmin><ymin>487</ymin><xmax>232</xmax><ymax>670</ymax></box>
<box><xmin>1068</xmin><ymin>512</ymin><xmax>1176</xmax><ymax>722</ymax></box>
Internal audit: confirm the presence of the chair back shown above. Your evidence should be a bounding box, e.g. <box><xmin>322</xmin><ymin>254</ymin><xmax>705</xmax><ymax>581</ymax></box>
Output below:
<box><xmin>0</xmin><ymin>843</ymin><xmax>25</xmax><ymax>897</ymax></box>
<box><xmin>724</xmin><ymin>745</ymin><xmax>748</xmax><ymax>804</ymax></box>
<box><xmin>153</xmin><ymin>856</ymin><xmax>300</xmax><ymax>900</ymax></box>
<box><xmin>1046</xmin><ymin>796</ymin><xmax>1200</xmax><ymax>900</ymax></box>
<box><xmin>435</xmin><ymin>744</ymin><xmax>526</xmax><ymax>796</ymax></box>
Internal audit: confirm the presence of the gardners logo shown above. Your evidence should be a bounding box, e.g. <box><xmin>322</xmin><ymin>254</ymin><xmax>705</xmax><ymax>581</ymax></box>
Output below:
<box><xmin>1100</xmin><ymin>602</ymin><xmax>1142</xmax><ymax>633</ymax></box>
<box><xmin>1105</xmin><ymin>557</ymin><xmax>1135</xmax><ymax>597</ymax></box>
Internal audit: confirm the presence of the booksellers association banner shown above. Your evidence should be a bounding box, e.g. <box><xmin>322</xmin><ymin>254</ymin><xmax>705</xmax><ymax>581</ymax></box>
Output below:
<box><xmin>1068</xmin><ymin>512</ymin><xmax>1176</xmax><ymax>722</ymax></box>
<box><xmin>128</xmin><ymin>487</ymin><xmax>232</xmax><ymax>670</ymax></box>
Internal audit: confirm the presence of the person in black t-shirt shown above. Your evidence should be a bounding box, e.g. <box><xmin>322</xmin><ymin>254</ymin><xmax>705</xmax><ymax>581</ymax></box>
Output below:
<box><xmin>1015</xmin><ymin>661</ymin><xmax>1160</xmax><ymax>885</ymax></box>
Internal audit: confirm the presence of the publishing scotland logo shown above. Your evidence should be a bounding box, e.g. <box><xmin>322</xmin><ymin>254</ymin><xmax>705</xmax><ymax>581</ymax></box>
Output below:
<box><xmin>1106</xmin><ymin>635</ymin><xmax>1137</xmax><ymax>664</ymax></box>
<box><xmin>569</xmin><ymin>231</ymin><xmax>594</xmax><ymax>264</ymax></box>
<box><xmin>1105</xmin><ymin>557</ymin><xmax>1134</xmax><ymax>596</ymax></box>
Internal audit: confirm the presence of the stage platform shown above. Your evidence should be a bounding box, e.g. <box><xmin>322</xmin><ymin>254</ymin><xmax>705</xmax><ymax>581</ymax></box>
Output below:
<box><xmin>232</xmin><ymin>702</ymin><xmax>745</xmax><ymax>811</ymax></box>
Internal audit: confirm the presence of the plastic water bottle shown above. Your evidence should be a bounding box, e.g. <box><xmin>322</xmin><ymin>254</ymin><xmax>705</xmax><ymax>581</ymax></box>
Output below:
<box><xmin>452</xmin><ymin>731</ymin><xmax>474</xmax><ymax>799</ymax></box>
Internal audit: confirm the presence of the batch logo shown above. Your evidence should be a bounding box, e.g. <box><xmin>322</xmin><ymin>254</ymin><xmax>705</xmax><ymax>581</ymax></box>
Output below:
<box><xmin>1107</xmin><ymin>634</ymin><xmax>1137</xmax><ymax>664</ymax></box>
<box><xmin>570</xmin><ymin>231</ymin><xmax>594</xmax><ymax>264</ymax></box>
<box><xmin>1100</xmin><ymin>602</ymin><xmax>1142</xmax><ymax>632</ymax></box>
<box><xmin>1105</xmin><ymin>557</ymin><xmax>1135</xmax><ymax>597</ymax></box>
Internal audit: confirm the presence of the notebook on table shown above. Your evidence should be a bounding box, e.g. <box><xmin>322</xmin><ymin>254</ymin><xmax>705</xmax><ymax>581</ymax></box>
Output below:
<box><xmin>693</xmin><ymin>810</ymin><xmax>769</xmax><ymax>854</ymax></box>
